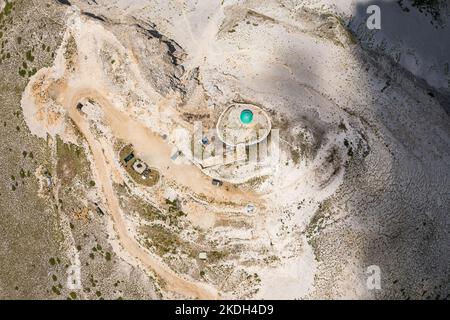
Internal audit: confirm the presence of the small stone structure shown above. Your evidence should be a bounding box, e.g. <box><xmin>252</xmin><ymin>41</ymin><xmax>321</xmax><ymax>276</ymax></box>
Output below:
<box><xmin>132</xmin><ymin>160</ymin><xmax>147</xmax><ymax>174</ymax></box>
<box><xmin>216</xmin><ymin>103</ymin><xmax>271</xmax><ymax>146</ymax></box>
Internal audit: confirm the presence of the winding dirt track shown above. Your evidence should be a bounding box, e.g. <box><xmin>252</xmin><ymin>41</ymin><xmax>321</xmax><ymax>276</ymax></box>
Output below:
<box><xmin>62</xmin><ymin>88</ymin><xmax>219</xmax><ymax>300</ymax></box>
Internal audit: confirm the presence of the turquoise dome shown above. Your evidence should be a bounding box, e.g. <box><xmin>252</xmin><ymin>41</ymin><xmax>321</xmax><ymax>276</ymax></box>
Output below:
<box><xmin>240</xmin><ymin>109</ymin><xmax>254</xmax><ymax>124</ymax></box>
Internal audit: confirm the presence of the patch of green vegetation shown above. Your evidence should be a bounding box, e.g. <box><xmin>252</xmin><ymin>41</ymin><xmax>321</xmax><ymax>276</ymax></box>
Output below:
<box><xmin>166</xmin><ymin>198</ymin><xmax>186</xmax><ymax>219</ymax></box>
<box><xmin>119</xmin><ymin>187</ymin><xmax>164</xmax><ymax>223</ymax></box>
<box><xmin>51</xmin><ymin>286</ymin><xmax>61</xmax><ymax>295</ymax></box>
<box><xmin>208</xmin><ymin>250</ymin><xmax>228</xmax><ymax>262</ymax></box>
<box><xmin>63</xmin><ymin>35</ymin><xmax>77</xmax><ymax>70</ymax></box>
<box><xmin>343</xmin><ymin>139</ymin><xmax>354</xmax><ymax>157</ymax></box>
<box><xmin>338</xmin><ymin>122</ymin><xmax>347</xmax><ymax>131</ymax></box>
<box><xmin>0</xmin><ymin>1</ymin><xmax>14</xmax><ymax>18</ymax></box>
<box><xmin>142</xmin><ymin>205</ymin><xmax>163</xmax><ymax>221</ymax></box>
<box><xmin>306</xmin><ymin>198</ymin><xmax>334</xmax><ymax>239</ymax></box>
<box><xmin>25</xmin><ymin>49</ymin><xmax>34</xmax><ymax>62</ymax></box>
<box><xmin>142</xmin><ymin>225</ymin><xmax>179</xmax><ymax>255</ymax></box>
<box><xmin>347</xmin><ymin>147</ymin><xmax>353</xmax><ymax>157</ymax></box>
<box><xmin>263</xmin><ymin>255</ymin><xmax>281</xmax><ymax>264</ymax></box>
<box><xmin>343</xmin><ymin>139</ymin><xmax>349</xmax><ymax>147</ymax></box>
<box><xmin>56</xmin><ymin>137</ymin><xmax>90</xmax><ymax>184</ymax></box>
<box><xmin>290</xmin><ymin>148</ymin><xmax>301</xmax><ymax>164</ymax></box>
<box><xmin>28</xmin><ymin>68</ymin><xmax>37</xmax><ymax>77</ymax></box>
<box><xmin>141</xmin><ymin>224</ymin><xmax>196</xmax><ymax>258</ymax></box>
<box><xmin>49</xmin><ymin>257</ymin><xmax>56</xmax><ymax>266</ymax></box>
<box><xmin>245</xmin><ymin>175</ymin><xmax>269</xmax><ymax>189</ymax></box>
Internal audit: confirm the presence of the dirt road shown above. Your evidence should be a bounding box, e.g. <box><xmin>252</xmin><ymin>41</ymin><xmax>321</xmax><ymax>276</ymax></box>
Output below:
<box><xmin>61</xmin><ymin>89</ymin><xmax>219</xmax><ymax>300</ymax></box>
